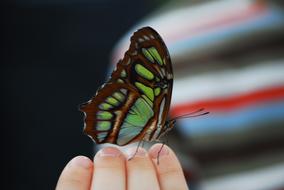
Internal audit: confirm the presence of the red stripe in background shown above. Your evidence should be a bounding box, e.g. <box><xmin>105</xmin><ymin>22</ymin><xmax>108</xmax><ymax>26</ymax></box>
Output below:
<box><xmin>171</xmin><ymin>85</ymin><xmax>284</xmax><ymax>117</ymax></box>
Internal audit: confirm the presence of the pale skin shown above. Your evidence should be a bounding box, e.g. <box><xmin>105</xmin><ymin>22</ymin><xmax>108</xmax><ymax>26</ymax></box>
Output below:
<box><xmin>56</xmin><ymin>143</ymin><xmax>189</xmax><ymax>190</ymax></box>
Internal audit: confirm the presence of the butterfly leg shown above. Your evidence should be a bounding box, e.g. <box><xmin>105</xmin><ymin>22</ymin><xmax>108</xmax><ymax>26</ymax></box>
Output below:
<box><xmin>157</xmin><ymin>142</ymin><xmax>166</xmax><ymax>165</ymax></box>
<box><xmin>128</xmin><ymin>140</ymin><xmax>144</xmax><ymax>161</ymax></box>
<box><xmin>141</xmin><ymin>140</ymin><xmax>145</xmax><ymax>148</ymax></box>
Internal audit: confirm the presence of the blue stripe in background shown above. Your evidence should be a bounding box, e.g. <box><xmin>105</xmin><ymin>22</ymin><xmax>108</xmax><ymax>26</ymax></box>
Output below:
<box><xmin>169</xmin><ymin>8</ymin><xmax>284</xmax><ymax>56</ymax></box>
<box><xmin>178</xmin><ymin>99</ymin><xmax>284</xmax><ymax>136</ymax></box>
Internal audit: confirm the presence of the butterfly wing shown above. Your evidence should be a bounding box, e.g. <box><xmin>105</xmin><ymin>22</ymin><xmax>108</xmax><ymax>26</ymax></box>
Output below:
<box><xmin>80</xmin><ymin>27</ymin><xmax>173</xmax><ymax>145</ymax></box>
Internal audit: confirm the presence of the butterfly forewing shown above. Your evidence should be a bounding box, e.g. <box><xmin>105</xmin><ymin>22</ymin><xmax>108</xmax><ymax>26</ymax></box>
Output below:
<box><xmin>80</xmin><ymin>27</ymin><xmax>173</xmax><ymax>145</ymax></box>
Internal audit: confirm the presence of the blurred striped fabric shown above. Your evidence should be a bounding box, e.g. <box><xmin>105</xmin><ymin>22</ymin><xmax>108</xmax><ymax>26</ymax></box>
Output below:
<box><xmin>110</xmin><ymin>0</ymin><xmax>284</xmax><ymax>189</ymax></box>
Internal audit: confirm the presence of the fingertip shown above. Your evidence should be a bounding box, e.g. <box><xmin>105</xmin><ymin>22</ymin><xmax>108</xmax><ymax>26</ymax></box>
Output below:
<box><xmin>126</xmin><ymin>146</ymin><xmax>160</xmax><ymax>190</ymax></box>
<box><xmin>56</xmin><ymin>156</ymin><xmax>93</xmax><ymax>190</ymax></box>
<box><xmin>92</xmin><ymin>147</ymin><xmax>126</xmax><ymax>190</ymax></box>
<box><xmin>95</xmin><ymin>146</ymin><xmax>123</xmax><ymax>159</ymax></box>
<box><xmin>68</xmin><ymin>156</ymin><xmax>93</xmax><ymax>169</ymax></box>
<box><xmin>126</xmin><ymin>147</ymin><xmax>147</xmax><ymax>159</ymax></box>
<box><xmin>149</xmin><ymin>144</ymin><xmax>188</xmax><ymax>190</ymax></box>
<box><xmin>149</xmin><ymin>143</ymin><xmax>181</xmax><ymax>168</ymax></box>
<box><xmin>149</xmin><ymin>143</ymin><xmax>170</xmax><ymax>159</ymax></box>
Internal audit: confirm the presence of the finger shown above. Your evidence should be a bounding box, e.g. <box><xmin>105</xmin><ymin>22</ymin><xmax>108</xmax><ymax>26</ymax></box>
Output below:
<box><xmin>92</xmin><ymin>147</ymin><xmax>126</xmax><ymax>190</ymax></box>
<box><xmin>149</xmin><ymin>144</ymin><xmax>188</xmax><ymax>190</ymax></box>
<box><xmin>126</xmin><ymin>147</ymin><xmax>160</xmax><ymax>190</ymax></box>
<box><xmin>56</xmin><ymin>156</ymin><xmax>93</xmax><ymax>190</ymax></box>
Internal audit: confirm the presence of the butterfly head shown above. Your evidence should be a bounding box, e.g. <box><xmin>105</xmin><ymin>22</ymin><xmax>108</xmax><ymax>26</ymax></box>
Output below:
<box><xmin>156</xmin><ymin>119</ymin><xmax>176</xmax><ymax>140</ymax></box>
<box><xmin>167</xmin><ymin>119</ymin><xmax>176</xmax><ymax>129</ymax></box>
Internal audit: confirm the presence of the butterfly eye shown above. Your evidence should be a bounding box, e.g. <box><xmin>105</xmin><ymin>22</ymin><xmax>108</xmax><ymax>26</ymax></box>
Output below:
<box><xmin>156</xmin><ymin>80</ymin><xmax>167</xmax><ymax>89</ymax></box>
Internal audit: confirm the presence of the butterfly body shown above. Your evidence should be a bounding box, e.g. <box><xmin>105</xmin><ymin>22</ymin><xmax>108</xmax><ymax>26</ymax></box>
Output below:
<box><xmin>80</xmin><ymin>27</ymin><xmax>173</xmax><ymax>146</ymax></box>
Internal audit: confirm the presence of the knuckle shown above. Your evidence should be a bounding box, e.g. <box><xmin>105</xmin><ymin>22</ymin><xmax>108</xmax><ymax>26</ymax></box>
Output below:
<box><xmin>160</xmin><ymin>167</ymin><xmax>182</xmax><ymax>177</ymax></box>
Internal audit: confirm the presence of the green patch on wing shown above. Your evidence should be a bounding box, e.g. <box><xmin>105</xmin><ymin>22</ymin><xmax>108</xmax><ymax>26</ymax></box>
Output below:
<box><xmin>148</xmin><ymin>47</ymin><xmax>163</xmax><ymax>65</ymax></box>
<box><xmin>135</xmin><ymin>64</ymin><xmax>154</xmax><ymax>80</ymax></box>
<box><xmin>106</xmin><ymin>96</ymin><xmax>119</xmax><ymax>106</ymax></box>
<box><xmin>97</xmin><ymin>121</ymin><xmax>111</xmax><ymax>131</ymax></box>
<box><xmin>142</xmin><ymin>48</ymin><xmax>154</xmax><ymax>63</ymax></box>
<box><xmin>99</xmin><ymin>102</ymin><xmax>113</xmax><ymax>110</ymax></box>
<box><xmin>154</xmin><ymin>87</ymin><xmax>161</xmax><ymax>96</ymax></box>
<box><xmin>97</xmin><ymin>132</ymin><xmax>108</xmax><ymax>142</ymax></box>
<box><xmin>117</xmin><ymin>97</ymin><xmax>154</xmax><ymax>145</ymax></box>
<box><xmin>117</xmin><ymin>79</ymin><xmax>124</xmax><ymax>83</ymax></box>
<box><xmin>120</xmin><ymin>69</ymin><xmax>127</xmax><ymax>78</ymax></box>
<box><xmin>113</xmin><ymin>91</ymin><xmax>125</xmax><ymax>102</ymax></box>
<box><xmin>142</xmin><ymin>95</ymin><xmax>153</xmax><ymax>108</ymax></box>
<box><xmin>135</xmin><ymin>82</ymin><xmax>154</xmax><ymax>101</ymax></box>
<box><xmin>97</xmin><ymin>111</ymin><xmax>113</xmax><ymax>120</ymax></box>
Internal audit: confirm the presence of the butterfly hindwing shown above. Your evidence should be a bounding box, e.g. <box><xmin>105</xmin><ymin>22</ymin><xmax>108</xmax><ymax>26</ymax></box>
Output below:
<box><xmin>80</xmin><ymin>27</ymin><xmax>173</xmax><ymax>145</ymax></box>
<box><xmin>125</xmin><ymin>27</ymin><xmax>173</xmax><ymax>141</ymax></box>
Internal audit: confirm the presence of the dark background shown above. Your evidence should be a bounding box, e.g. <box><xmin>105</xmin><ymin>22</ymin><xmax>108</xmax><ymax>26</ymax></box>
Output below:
<box><xmin>2</xmin><ymin>1</ymin><xmax>157</xmax><ymax>189</ymax></box>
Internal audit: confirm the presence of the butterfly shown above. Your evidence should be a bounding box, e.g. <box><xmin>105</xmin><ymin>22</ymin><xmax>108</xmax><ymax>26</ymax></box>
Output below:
<box><xmin>80</xmin><ymin>26</ymin><xmax>175</xmax><ymax>146</ymax></box>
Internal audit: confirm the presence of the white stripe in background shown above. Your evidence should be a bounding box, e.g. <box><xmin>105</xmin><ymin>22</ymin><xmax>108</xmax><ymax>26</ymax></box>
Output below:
<box><xmin>111</xmin><ymin>0</ymin><xmax>254</xmax><ymax>63</ymax></box>
<box><xmin>137</xmin><ymin>0</ymin><xmax>253</xmax><ymax>40</ymax></box>
<box><xmin>172</xmin><ymin>61</ymin><xmax>284</xmax><ymax>105</ymax></box>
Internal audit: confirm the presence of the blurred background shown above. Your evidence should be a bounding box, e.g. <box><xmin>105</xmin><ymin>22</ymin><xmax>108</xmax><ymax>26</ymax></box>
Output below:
<box><xmin>2</xmin><ymin>0</ymin><xmax>284</xmax><ymax>189</ymax></box>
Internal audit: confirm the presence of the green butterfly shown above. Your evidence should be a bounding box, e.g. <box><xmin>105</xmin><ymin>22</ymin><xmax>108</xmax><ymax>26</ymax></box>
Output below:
<box><xmin>80</xmin><ymin>27</ymin><xmax>175</xmax><ymax>146</ymax></box>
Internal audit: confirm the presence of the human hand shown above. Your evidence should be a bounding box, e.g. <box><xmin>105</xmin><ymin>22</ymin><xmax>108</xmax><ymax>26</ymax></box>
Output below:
<box><xmin>56</xmin><ymin>143</ymin><xmax>189</xmax><ymax>190</ymax></box>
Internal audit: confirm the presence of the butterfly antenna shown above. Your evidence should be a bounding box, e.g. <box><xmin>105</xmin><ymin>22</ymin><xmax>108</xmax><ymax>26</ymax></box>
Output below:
<box><xmin>170</xmin><ymin>108</ymin><xmax>210</xmax><ymax>121</ymax></box>
<box><xmin>128</xmin><ymin>140</ymin><xmax>144</xmax><ymax>161</ymax></box>
<box><xmin>157</xmin><ymin>142</ymin><xmax>166</xmax><ymax>165</ymax></box>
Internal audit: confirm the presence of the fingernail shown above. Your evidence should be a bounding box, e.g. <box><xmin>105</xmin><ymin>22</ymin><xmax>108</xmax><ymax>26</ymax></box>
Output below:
<box><xmin>127</xmin><ymin>147</ymin><xmax>147</xmax><ymax>158</ymax></box>
<box><xmin>70</xmin><ymin>156</ymin><xmax>92</xmax><ymax>169</ymax></box>
<box><xmin>98</xmin><ymin>147</ymin><xmax>121</xmax><ymax>157</ymax></box>
<box><xmin>149</xmin><ymin>144</ymin><xmax>169</xmax><ymax>159</ymax></box>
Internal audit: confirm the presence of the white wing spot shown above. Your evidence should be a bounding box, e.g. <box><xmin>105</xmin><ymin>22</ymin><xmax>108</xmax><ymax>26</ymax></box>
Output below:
<box><xmin>143</xmin><ymin>35</ymin><xmax>150</xmax><ymax>40</ymax></box>
<box><xmin>138</xmin><ymin>38</ymin><xmax>144</xmax><ymax>42</ymax></box>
